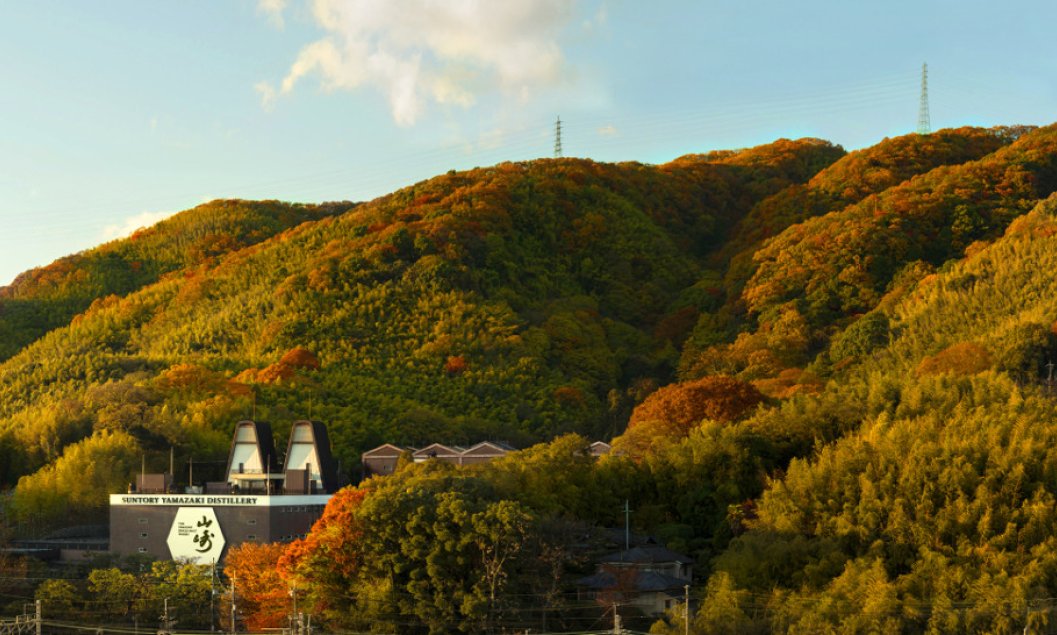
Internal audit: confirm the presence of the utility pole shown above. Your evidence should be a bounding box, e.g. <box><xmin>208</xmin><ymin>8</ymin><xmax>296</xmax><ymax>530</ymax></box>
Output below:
<box><xmin>917</xmin><ymin>62</ymin><xmax>931</xmax><ymax>135</ymax></box>
<box><xmin>290</xmin><ymin>583</ymin><xmax>299</xmax><ymax>635</ymax></box>
<box><xmin>35</xmin><ymin>600</ymin><xmax>41</xmax><ymax>635</ymax></box>
<box><xmin>554</xmin><ymin>116</ymin><xmax>563</xmax><ymax>158</ymax></box>
<box><xmin>612</xmin><ymin>602</ymin><xmax>621</xmax><ymax>635</ymax></box>
<box><xmin>210</xmin><ymin>559</ymin><xmax>217</xmax><ymax>633</ymax></box>
<box><xmin>160</xmin><ymin>597</ymin><xmax>176</xmax><ymax>635</ymax></box>
<box><xmin>623</xmin><ymin>500</ymin><xmax>631</xmax><ymax>551</ymax></box>
<box><xmin>230</xmin><ymin>576</ymin><xmax>237</xmax><ymax>635</ymax></box>
<box><xmin>684</xmin><ymin>584</ymin><xmax>690</xmax><ymax>635</ymax></box>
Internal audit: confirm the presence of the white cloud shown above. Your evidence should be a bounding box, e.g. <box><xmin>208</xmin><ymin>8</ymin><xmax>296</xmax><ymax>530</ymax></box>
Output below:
<box><xmin>597</xmin><ymin>124</ymin><xmax>617</xmax><ymax>137</ymax></box>
<box><xmin>582</xmin><ymin>2</ymin><xmax>607</xmax><ymax>31</ymax></box>
<box><xmin>258</xmin><ymin>0</ymin><xmax>289</xmax><ymax>28</ymax></box>
<box><xmin>255</xmin><ymin>81</ymin><xmax>278</xmax><ymax>111</ymax></box>
<box><xmin>260</xmin><ymin>0</ymin><xmax>575</xmax><ymax>126</ymax></box>
<box><xmin>102</xmin><ymin>211</ymin><xmax>176</xmax><ymax>241</ymax></box>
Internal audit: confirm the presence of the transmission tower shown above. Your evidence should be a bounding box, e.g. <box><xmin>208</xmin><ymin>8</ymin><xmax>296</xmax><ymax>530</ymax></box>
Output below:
<box><xmin>554</xmin><ymin>116</ymin><xmax>563</xmax><ymax>158</ymax></box>
<box><xmin>917</xmin><ymin>62</ymin><xmax>931</xmax><ymax>135</ymax></box>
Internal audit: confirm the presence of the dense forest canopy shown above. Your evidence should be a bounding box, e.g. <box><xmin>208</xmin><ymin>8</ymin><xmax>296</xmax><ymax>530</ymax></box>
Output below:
<box><xmin>6</xmin><ymin>124</ymin><xmax>1057</xmax><ymax>632</ymax></box>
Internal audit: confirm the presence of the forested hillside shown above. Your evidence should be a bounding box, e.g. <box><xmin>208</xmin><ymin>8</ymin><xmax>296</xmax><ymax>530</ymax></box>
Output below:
<box><xmin>0</xmin><ymin>137</ymin><xmax>842</xmax><ymax>515</ymax></box>
<box><xmin>8</xmin><ymin>124</ymin><xmax>1057</xmax><ymax>632</ymax></box>
<box><xmin>0</xmin><ymin>200</ymin><xmax>350</xmax><ymax>361</ymax></box>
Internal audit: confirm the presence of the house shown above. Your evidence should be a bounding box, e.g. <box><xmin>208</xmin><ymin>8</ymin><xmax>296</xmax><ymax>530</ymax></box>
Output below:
<box><xmin>576</xmin><ymin>543</ymin><xmax>694</xmax><ymax>617</ymax></box>
<box><xmin>589</xmin><ymin>441</ymin><xmax>612</xmax><ymax>457</ymax></box>
<box><xmin>412</xmin><ymin>443</ymin><xmax>465</xmax><ymax>464</ymax></box>
<box><xmin>361</xmin><ymin>443</ymin><xmax>408</xmax><ymax>478</ymax></box>
<box><xmin>360</xmin><ymin>440</ymin><xmax>517</xmax><ymax>478</ymax></box>
<box><xmin>460</xmin><ymin>441</ymin><xmax>515</xmax><ymax>465</ymax></box>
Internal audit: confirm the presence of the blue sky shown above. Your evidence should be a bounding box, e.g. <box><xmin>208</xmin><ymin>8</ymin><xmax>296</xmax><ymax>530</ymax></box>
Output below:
<box><xmin>1</xmin><ymin>0</ymin><xmax>1055</xmax><ymax>285</ymax></box>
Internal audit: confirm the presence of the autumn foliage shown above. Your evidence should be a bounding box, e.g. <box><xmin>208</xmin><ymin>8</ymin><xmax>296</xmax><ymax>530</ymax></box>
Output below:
<box><xmin>280</xmin><ymin>347</ymin><xmax>321</xmax><ymax>370</ymax></box>
<box><xmin>916</xmin><ymin>342</ymin><xmax>993</xmax><ymax>376</ymax></box>
<box><xmin>628</xmin><ymin>375</ymin><xmax>764</xmax><ymax>432</ymax></box>
<box><xmin>278</xmin><ymin>487</ymin><xmax>368</xmax><ymax>617</ymax></box>
<box><xmin>250</xmin><ymin>348</ymin><xmax>321</xmax><ymax>384</ymax></box>
<box><xmin>224</xmin><ymin>542</ymin><xmax>290</xmax><ymax>630</ymax></box>
<box><xmin>218</xmin><ymin>489</ymin><xmax>372</xmax><ymax>631</ymax></box>
<box><xmin>444</xmin><ymin>355</ymin><xmax>468</xmax><ymax>375</ymax></box>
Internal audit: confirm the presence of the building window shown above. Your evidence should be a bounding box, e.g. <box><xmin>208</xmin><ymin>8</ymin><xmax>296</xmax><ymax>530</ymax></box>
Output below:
<box><xmin>137</xmin><ymin>547</ymin><xmax>147</xmax><ymax>553</ymax></box>
<box><xmin>247</xmin><ymin>534</ymin><xmax>257</xmax><ymax>541</ymax></box>
<box><xmin>139</xmin><ymin>532</ymin><xmax>148</xmax><ymax>539</ymax></box>
<box><xmin>138</xmin><ymin>518</ymin><xmax>148</xmax><ymax>524</ymax></box>
<box><xmin>247</xmin><ymin>519</ymin><xmax>257</xmax><ymax>525</ymax></box>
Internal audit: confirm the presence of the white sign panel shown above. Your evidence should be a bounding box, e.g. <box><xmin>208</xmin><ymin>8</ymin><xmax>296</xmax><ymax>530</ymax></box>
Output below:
<box><xmin>167</xmin><ymin>507</ymin><xmax>225</xmax><ymax>564</ymax></box>
<box><xmin>110</xmin><ymin>494</ymin><xmax>332</xmax><ymax>507</ymax></box>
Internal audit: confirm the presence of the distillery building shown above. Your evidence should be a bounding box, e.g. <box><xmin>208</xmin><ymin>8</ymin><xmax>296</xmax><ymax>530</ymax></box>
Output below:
<box><xmin>109</xmin><ymin>420</ymin><xmax>337</xmax><ymax>564</ymax></box>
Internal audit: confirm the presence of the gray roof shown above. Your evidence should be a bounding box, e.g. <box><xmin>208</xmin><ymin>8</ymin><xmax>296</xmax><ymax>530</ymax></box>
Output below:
<box><xmin>599</xmin><ymin>545</ymin><xmax>695</xmax><ymax>565</ymax></box>
<box><xmin>576</xmin><ymin>569</ymin><xmax>690</xmax><ymax>592</ymax></box>
<box><xmin>361</xmin><ymin>443</ymin><xmax>408</xmax><ymax>458</ymax></box>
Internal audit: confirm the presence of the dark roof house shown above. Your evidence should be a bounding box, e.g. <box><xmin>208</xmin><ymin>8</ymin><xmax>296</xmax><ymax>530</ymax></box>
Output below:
<box><xmin>577</xmin><ymin>543</ymin><xmax>694</xmax><ymax>617</ymax></box>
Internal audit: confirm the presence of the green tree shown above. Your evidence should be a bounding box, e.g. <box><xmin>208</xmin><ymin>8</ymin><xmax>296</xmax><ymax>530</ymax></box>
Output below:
<box><xmin>87</xmin><ymin>568</ymin><xmax>143</xmax><ymax>624</ymax></box>
<box><xmin>829</xmin><ymin>312</ymin><xmax>890</xmax><ymax>364</ymax></box>
<box><xmin>12</xmin><ymin>430</ymin><xmax>140</xmax><ymax>527</ymax></box>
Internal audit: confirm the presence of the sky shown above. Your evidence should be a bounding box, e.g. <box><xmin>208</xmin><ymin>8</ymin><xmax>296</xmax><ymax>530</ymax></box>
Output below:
<box><xmin>1</xmin><ymin>0</ymin><xmax>1056</xmax><ymax>286</ymax></box>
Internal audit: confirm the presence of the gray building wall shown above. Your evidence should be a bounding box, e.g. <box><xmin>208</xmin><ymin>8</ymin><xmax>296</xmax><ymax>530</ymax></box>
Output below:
<box><xmin>110</xmin><ymin>498</ymin><xmax>328</xmax><ymax>562</ymax></box>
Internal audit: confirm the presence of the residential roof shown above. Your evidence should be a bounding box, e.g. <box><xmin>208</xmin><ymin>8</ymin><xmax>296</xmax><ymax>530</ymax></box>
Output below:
<box><xmin>590</xmin><ymin>441</ymin><xmax>612</xmax><ymax>455</ymax></box>
<box><xmin>413</xmin><ymin>443</ymin><xmax>465</xmax><ymax>457</ymax></box>
<box><xmin>462</xmin><ymin>441</ymin><xmax>514</xmax><ymax>456</ymax></box>
<box><xmin>601</xmin><ymin>529</ymin><xmax>660</xmax><ymax>547</ymax></box>
<box><xmin>361</xmin><ymin>443</ymin><xmax>409</xmax><ymax>458</ymax></box>
<box><xmin>576</xmin><ymin>569</ymin><xmax>690</xmax><ymax>592</ymax></box>
<box><xmin>599</xmin><ymin>545</ymin><xmax>695</xmax><ymax>566</ymax></box>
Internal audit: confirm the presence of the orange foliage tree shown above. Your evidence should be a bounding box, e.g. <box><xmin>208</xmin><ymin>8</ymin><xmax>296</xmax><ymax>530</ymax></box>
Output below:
<box><xmin>255</xmin><ymin>348</ymin><xmax>321</xmax><ymax>384</ymax></box>
<box><xmin>444</xmin><ymin>355</ymin><xmax>468</xmax><ymax>376</ymax></box>
<box><xmin>916</xmin><ymin>342</ymin><xmax>992</xmax><ymax>376</ymax></box>
<box><xmin>628</xmin><ymin>375</ymin><xmax>764</xmax><ymax>434</ymax></box>
<box><xmin>224</xmin><ymin>542</ymin><xmax>290</xmax><ymax>630</ymax></box>
<box><xmin>280</xmin><ymin>348</ymin><xmax>321</xmax><ymax>370</ymax></box>
<box><xmin>278</xmin><ymin>487</ymin><xmax>368</xmax><ymax>619</ymax></box>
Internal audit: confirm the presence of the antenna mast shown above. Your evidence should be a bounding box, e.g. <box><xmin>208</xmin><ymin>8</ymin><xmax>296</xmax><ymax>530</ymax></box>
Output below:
<box><xmin>917</xmin><ymin>62</ymin><xmax>931</xmax><ymax>135</ymax></box>
<box><xmin>554</xmin><ymin>116</ymin><xmax>563</xmax><ymax>158</ymax></box>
